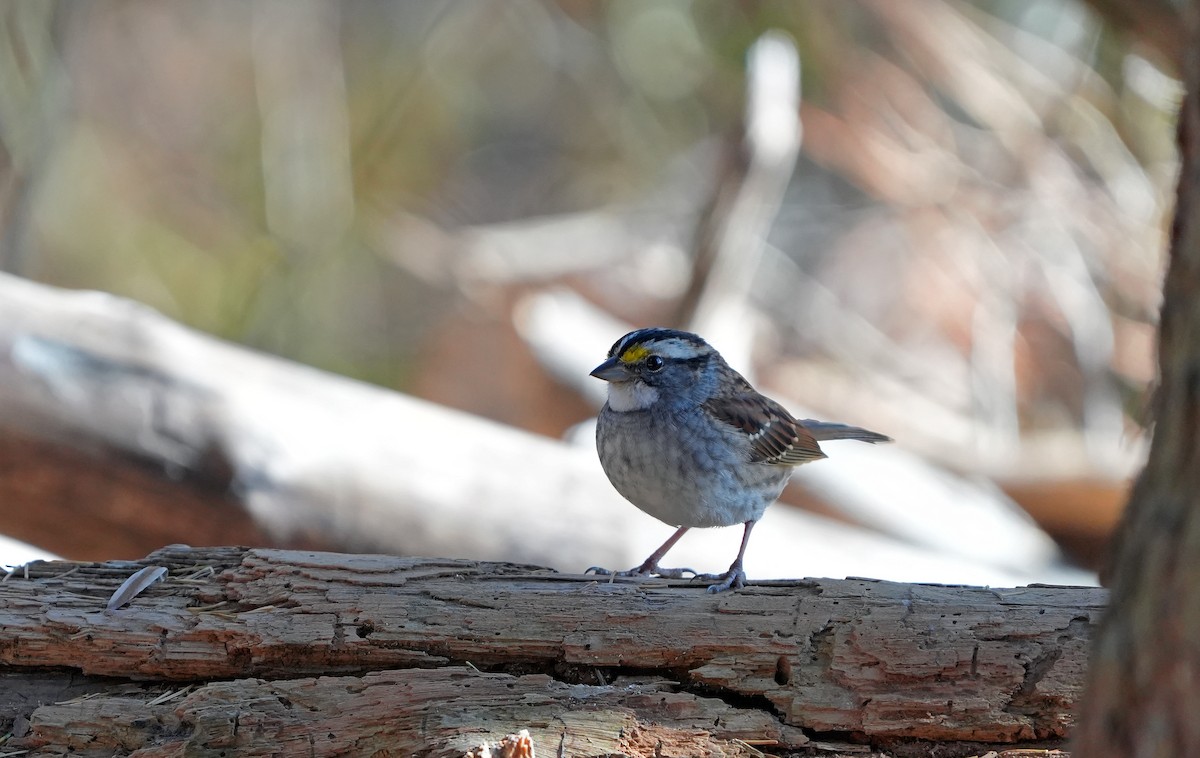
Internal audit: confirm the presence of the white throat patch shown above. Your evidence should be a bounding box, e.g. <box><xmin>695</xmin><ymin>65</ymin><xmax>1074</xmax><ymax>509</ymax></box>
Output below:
<box><xmin>606</xmin><ymin>380</ymin><xmax>659</xmax><ymax>412</ymax></box>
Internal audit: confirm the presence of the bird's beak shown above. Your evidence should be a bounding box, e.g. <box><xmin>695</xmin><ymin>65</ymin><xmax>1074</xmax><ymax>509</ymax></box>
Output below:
<box><xmin>590</xmin><ymin>357</ymin><xmax>632</xmax><ymax>382</ymax></box>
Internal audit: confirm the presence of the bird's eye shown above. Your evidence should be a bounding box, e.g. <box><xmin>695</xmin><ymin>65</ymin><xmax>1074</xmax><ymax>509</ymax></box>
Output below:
<box><xmin>645</xmin><ymin>355</ymin><xmax>665</xmax><ymax>372</ymax></box>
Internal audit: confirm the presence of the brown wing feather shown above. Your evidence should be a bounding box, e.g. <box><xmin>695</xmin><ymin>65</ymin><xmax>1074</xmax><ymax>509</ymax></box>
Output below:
<box><xmin>703</xmin><ymin>393</ymin><xmax>827</xmax><ymax>466</ymax></box>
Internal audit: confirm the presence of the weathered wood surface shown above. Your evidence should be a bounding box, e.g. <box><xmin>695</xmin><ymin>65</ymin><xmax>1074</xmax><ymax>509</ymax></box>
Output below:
<box><xmin>0</xmin><ymin>546</ymin><xmax>1104</xmax><ymax>756</ymax></box>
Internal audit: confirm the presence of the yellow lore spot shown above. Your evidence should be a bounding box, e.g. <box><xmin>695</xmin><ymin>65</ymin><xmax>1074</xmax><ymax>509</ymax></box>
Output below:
<box><xmin>620</xmin><ymin>344</ymin><xmax>651</xmax><ymax>363</ymax></box>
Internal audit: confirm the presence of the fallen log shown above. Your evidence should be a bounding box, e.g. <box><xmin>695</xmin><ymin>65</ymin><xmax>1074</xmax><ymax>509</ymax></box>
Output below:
<box><xmin>0</xmin><ymin>546</ymin><xmax>1104</xmax><ymax>756</ymax></box>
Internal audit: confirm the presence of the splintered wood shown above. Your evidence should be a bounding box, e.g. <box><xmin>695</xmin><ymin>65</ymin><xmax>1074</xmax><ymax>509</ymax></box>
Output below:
<box><xmin>0</xmin><ymin>546</ymin><xmax>1104</xmax><ymax>756</ymax></box>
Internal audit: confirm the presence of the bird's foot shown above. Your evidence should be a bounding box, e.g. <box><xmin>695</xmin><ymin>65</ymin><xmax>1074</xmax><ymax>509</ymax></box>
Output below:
<box><xmin>693</xmin><ymin>566</ymin><xmax>747</xmax><ymax>593</ymax></box>
<box><xmin>585</xmin><ymin>564</ymin><xmax>698</xmax><ymax>580</ymax></box>
<box><xmin>646</xmin><ymin>566</ymin><xmax>699</xmax><ymax>579</ymax></box>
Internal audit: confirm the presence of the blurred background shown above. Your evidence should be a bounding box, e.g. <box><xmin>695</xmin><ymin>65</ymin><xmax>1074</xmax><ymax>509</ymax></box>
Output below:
<box><xmin>0</xmin><ymin>0</ymin><xmax>1182</xmax><ymax>583</ymax></box>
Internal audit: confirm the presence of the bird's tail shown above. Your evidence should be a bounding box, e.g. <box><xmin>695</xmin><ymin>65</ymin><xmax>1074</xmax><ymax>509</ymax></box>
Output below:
<box><xmin>801</xmin><ymin>420</ymin><xmax>892</xmax><ymax>444</ymax></box>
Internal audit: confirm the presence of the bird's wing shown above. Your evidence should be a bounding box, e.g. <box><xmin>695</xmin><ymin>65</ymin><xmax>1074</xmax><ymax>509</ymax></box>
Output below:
<box><xmin>703</xmin><ymin>393</ymin><xmax>827</xmax><ymax>466</ymax></box>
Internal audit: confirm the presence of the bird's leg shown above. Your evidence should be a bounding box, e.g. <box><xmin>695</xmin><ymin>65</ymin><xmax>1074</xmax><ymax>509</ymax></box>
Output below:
<box><xmin>586</xmin><ymin>526</ymin><xmax>697</xmax><ymax>579</ymax></box>
<box><xmin>696</xmin><ymin>520</ymin><xmax>756</xmax><ymax>593</ymax></box>
<box><xmin>631</xmin><ymin>525</ymin><xmax>696</xmax><ymax>578</ymax></box>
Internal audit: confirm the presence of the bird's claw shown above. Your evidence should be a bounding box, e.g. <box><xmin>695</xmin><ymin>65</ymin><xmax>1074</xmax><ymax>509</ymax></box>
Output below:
<box><xmin>702</xmin><ymin>567</ymin><xmax>747</xmax><ymax>594</ymax></box>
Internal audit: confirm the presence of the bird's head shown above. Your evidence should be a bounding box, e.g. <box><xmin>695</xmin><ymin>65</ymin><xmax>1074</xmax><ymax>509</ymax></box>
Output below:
<box><xmin>590</xmin><ymin>327</ymin><xmax>718</xmax><ymax>412</ymax></box>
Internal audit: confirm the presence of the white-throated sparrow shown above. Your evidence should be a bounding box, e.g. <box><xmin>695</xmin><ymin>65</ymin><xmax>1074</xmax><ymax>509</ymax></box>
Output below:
<box><xmin>589</xmin><ymin>327</ymin><xmax>891</xmax><ymax>592</ymax></box>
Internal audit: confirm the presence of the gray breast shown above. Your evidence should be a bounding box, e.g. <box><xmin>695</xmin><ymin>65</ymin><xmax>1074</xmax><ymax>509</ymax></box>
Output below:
<box><xmin>596</xmin><ymin>404</ymin><xmax>791</xmax><ymax>528</ymax></box>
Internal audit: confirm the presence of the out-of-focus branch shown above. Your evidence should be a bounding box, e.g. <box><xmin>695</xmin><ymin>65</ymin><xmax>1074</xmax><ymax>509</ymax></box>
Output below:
<box><xmin>1082</xmin><ymin>0</ymin><xmax>1185</xmax><ymax>73</ymax></box>
<box><xmin>673</xmin><ymin>32</ymin><xmax>802</xmax><ymax>368</ymax></box>
<box><xmin>0</xmin><ymin>272</ymin><xmax>630</xmax><ymax>566</ymax></box>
